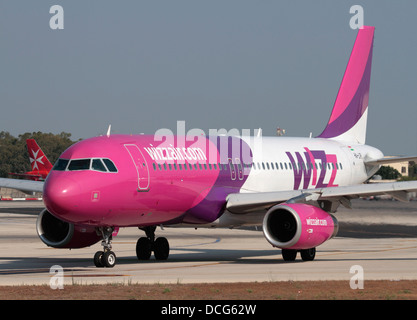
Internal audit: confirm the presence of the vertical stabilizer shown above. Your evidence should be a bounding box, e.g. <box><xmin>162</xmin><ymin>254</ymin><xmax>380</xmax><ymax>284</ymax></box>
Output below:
<box><xmin>27</xmin><ymin>139</ymin><xmax>53</xmax><ymax>174</ymax></box>
<box><xmin>318</xmin><ymin>26</ymin><xmax>375</xmax><ymax>144</ymax></box>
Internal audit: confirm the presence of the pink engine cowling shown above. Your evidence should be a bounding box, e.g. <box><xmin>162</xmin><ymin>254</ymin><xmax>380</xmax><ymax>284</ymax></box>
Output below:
<box><xmin>36</xmin><ymin>209</ymin><xmax>101</xmax><ymax>249</ymax></box>
<box><xmin>262</xmin><ymin>203</ymin><xmax>338</xmax><ymax>250</ymax></box>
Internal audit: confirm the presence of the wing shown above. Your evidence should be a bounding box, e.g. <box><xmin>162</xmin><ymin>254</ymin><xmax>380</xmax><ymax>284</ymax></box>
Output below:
<box><xmin>0</xmin><ymin>178</ymin><xmax>44</xmax><ymax>193</ymax></box>
<box><xmin>226</xmin><ymin>180</ymin><xmax>417</xmax><ymax>214</ymax></box>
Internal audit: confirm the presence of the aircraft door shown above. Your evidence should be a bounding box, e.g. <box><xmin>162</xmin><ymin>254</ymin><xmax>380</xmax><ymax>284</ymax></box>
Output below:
<box><xmin>124</xmin><ymin>144</ymin><xmax>150</xmax><ymax>191</ymax></box>
<box><xmin>228</xmin><ymin>158</ymin><xmax>236</xmax><ymax>180</ymax></box>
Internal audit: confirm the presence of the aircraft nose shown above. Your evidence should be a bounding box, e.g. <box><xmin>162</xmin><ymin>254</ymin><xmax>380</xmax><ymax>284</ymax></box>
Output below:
<box><xmin>43</xmin><ymin>175</ymin><xmax>81</xmax><ymax>221</ymax></box>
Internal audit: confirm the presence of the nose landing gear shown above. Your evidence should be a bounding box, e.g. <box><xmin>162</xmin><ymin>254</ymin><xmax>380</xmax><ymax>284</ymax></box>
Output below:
<box><xmin>94</xmin><ymin>227</ymin><xmax>117</xmax><ymax>268</ymax></box>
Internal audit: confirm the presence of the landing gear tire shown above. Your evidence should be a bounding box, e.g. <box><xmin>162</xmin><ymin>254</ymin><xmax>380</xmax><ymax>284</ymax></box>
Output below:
<box><xmin>136</xmin><ymin>237</ymin><xmax>152</xmax><ymax>260</ymax></box>
<box><xmin>282</xmin><ymin>249</ymin><xmax>297</xmax><ymax>261</ymax></box>
<box><xmin>102</xmin><ymin>250</ymin><xmax>117</xmax><ymax>268</ymax></box>
<box><xmin>137</xmin><ymin>226</ymin><xmax>170</xmax><ymax>261</ymax></box>
<box><xmin>300</xmin><ymin>248</ymin><xmax>316</xmax><ymax>261</ymax></box>
<box><xmin>94</xmin><ymin>251</ymin><xmax>104</xmax><ymax>268</ymax></box>
<box><xmin>94</xmin><ymin>227</ymin><xmax>116</xmax><ymax>268</ymax></box>
<box><xmin>154</xmin><ymin>237</ymin><xmax>169</xmax><ymax>260</ymax></box>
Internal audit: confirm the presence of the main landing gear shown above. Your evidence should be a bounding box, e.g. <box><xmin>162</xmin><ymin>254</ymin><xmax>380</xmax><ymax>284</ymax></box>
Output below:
<box><xmin>282</xmin><ymin>247</ymin><xmax>316</xmax><ymax>262</ymax></box>
<box><xmin>94</xmin><ymin>227</ymin><xmax>117</xmax><ymax>268</ymax></box>
<box><xmin>136</xmin><ymin>226</ymin><xmax>170</xmax><ymax>261</ymax></box>
<box><xmin>92</xmin><ymin>226</ymin><xmax>170</xmax><ymax>268</ymax></box>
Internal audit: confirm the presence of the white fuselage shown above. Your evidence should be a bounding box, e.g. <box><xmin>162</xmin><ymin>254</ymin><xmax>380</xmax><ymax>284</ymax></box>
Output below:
<box><xmin>239</xmin><ymin>136</ymin><xmax>383</xmax><ymax>193</ymax></box>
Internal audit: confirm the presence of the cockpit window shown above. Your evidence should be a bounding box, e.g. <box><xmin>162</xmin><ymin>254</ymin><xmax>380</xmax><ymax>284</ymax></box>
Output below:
<box><xmin>68</xmin><ymin>159</ymin><xmax>91</xmax><ymax>171</ymax></box>
<box><xmin>53</xmin><ymin>159</ymin><xmax>69</xmax><ymax>171</ymax></box>
<box><xmin>92</xmin><ymin>159</ymin><xmax>107</xmax><ymax>172</ymax></box>
<box><xmin>103</xmin><ymin>159</ymin><xmax>118</xmax><ymax>172</ymax></box>
<box><xmin>53</xmin><ymin>158</ymin><xmax>118</xmax><ymax>173</ymax></box>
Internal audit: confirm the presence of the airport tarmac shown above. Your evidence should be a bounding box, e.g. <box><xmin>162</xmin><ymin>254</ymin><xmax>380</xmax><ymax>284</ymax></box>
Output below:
<box><xmin>0</xmin><ymin>199</ymin><xmax>416</xmax><ymax>286</ymax></box>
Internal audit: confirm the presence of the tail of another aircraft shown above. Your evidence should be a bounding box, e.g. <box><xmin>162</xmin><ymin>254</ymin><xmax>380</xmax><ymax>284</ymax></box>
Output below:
<box><xmin>318</xmin><ymin>26</ymin><xmax>375</xmax><ymax>145</ymax></box>
<box><xmin>26</xmin><ymin>139</ymin><xmax>53</xmax><ymax>178</ymax></box>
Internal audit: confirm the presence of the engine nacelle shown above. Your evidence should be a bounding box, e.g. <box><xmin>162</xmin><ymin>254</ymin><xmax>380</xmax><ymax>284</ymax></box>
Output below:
<box><xmin>36</xmin><ymin>209</ymin><xmax>101</xmax><ymax>249</ymax></box>
<box><xmin>263</xmin><ymin>203</ymin><xmax>338</xmax><ymax>250</ymax></box>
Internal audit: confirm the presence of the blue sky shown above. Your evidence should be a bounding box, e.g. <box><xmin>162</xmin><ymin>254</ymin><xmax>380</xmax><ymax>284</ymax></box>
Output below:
<box><xmin>1</xmin><ymin>1</ymin><xmax>416</xmax><ymax>155</ymax></box>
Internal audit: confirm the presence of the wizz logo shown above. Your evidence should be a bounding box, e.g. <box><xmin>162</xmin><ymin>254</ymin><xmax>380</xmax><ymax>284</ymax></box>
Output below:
<box><xmin>286</xmin><ymin>147</ymin><xmax>338</xmax><ymax>190</ymax></box>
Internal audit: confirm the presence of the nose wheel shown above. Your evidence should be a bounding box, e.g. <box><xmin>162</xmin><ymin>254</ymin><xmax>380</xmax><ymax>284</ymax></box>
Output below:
<box><xmin>94</xmin><ymin>227</ymin><xmax>117</xmax><ymax>268</ymax></box>
<box><xmin>136</xmin><ymin>226</ymin><xmax>170</xmax><ymax>261</ymax></box>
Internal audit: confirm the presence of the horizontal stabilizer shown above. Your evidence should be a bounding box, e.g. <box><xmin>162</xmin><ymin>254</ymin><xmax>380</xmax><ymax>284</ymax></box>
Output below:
<box><xmin>365</xmin><ymin>155</ymin><xmax>417</xmax><ymax>166</ymax></box>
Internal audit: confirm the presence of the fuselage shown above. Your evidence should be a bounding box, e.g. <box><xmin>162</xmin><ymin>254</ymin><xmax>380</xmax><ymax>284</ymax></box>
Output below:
<box><xmin>43</xmin><ymin>134</ymin><xmax>383</xmax><ymax>228</ymax></box>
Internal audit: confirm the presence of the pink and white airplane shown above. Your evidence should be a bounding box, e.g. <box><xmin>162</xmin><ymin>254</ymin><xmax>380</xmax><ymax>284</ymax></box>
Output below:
<box><xmin>3</xmin><ymin>26</ymin><xmax>417</xmax><ymax>267</ymax></box>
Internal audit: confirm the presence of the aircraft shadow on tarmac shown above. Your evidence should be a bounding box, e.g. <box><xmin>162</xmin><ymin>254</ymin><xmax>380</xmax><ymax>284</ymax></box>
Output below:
<box><xmin>337</xmin><ymin>222</ymin><xmax>417</xmax><ymax>238</ymax></box>
<box><xmin>1</xmin><ymin>241</ymin><xmax>417</xmax><ymax>276</ymax></box>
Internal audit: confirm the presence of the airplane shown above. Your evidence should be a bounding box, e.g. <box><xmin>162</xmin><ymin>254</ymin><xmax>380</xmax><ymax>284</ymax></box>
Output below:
<box><xmin>8</xmin><ymin>139</ymin><xmax>53</xmax><ymax>181</ymax></box>
<box><xmin>2</xmin><ymin>26</ymin><xmax>417</xmax><ymax>268</ymax></box>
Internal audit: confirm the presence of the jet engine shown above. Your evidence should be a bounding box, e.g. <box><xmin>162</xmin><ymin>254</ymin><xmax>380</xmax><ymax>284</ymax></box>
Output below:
<box><xmin>36</xmin><ymin>209</ymin><xmax>101</xmax><ymax>249</ymax></box>
<box><xmin>262</xmin><ymin>203</ymin><xmax>338</xmax><ymax>250</ymax></box>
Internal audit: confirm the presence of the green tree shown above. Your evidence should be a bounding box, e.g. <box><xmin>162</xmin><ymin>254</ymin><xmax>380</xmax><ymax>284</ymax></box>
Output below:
<box><xmin>0</xmin><ymin>131</ymin><xmax>77</xmax><ymax>178</ymax></box>
<box><xmin>375</xmin><ymin>165</ymin><xmax>402</xmax><ymax>180</ymax></box>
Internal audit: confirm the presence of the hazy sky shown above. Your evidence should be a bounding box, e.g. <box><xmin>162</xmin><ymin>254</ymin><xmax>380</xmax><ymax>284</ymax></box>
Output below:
<box><xmin>1</xmin><ymin>1</ymin><xmax>416</xmax><ymax>156</ymax></box>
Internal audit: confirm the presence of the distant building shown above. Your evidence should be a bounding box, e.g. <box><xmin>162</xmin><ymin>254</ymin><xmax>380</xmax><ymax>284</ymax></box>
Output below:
<box><xmin>385</xmin><ymin>157</ymin><xmax>409</xmax><ymax>177</ymax></box>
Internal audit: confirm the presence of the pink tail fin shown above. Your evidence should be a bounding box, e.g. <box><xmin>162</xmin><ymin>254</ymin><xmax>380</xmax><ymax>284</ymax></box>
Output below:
<box><xmin>318</xmin><ymin>26</ymin><xmax>375</xmax><ymax>144</ymax></box>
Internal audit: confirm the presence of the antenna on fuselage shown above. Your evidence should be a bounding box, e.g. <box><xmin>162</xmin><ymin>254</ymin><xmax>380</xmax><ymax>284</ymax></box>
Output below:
<box><xmin>256</xmin><ymin>128</ymin><xmax>262</xmax><ymax>137</ymax></box>
<box><xmin>106</xmin><ymin>125</ymin><xmax>112</xmax><ymax>137</ymax></box>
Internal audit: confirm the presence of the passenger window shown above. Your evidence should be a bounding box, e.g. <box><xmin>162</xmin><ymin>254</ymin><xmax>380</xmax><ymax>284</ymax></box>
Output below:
<box><xmin>53</xmin><ymin>159</ymin><xmax>69</xmax><ymax>171</ymax></box>
<box><xmin>92</xmin><ymin>159</ymin><xmax>107</xmax><ymax>172</ymax></box>
<box><xmin>103</xmin><ymin>159</ymin><xmax>118</xmax><ymax>172</ymax></box>
<box><xmin>68</xmin><ymin>159</ymin><xmax>91</xmax><ymax>171</ymax></box>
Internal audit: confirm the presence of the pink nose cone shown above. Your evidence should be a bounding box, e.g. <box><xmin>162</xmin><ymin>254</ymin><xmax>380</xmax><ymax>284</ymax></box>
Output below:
<box><xmin>43</xmin><ymin>175</ymin><xmax>82</xmax><ymax>223</ymax></box>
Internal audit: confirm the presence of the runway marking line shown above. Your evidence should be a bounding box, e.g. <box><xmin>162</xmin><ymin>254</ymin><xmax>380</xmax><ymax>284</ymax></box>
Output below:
<box><xmin>320</xmin><ymin>244</ymin><xmax>417</xmax><ymax>257</ymax></box>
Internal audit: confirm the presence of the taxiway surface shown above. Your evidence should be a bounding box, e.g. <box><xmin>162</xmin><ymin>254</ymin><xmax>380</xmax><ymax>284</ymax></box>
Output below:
<box><xmin>0</xmin><ymin>200</ymin><xmax>416</xmax><ymax>286</ymax></box>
